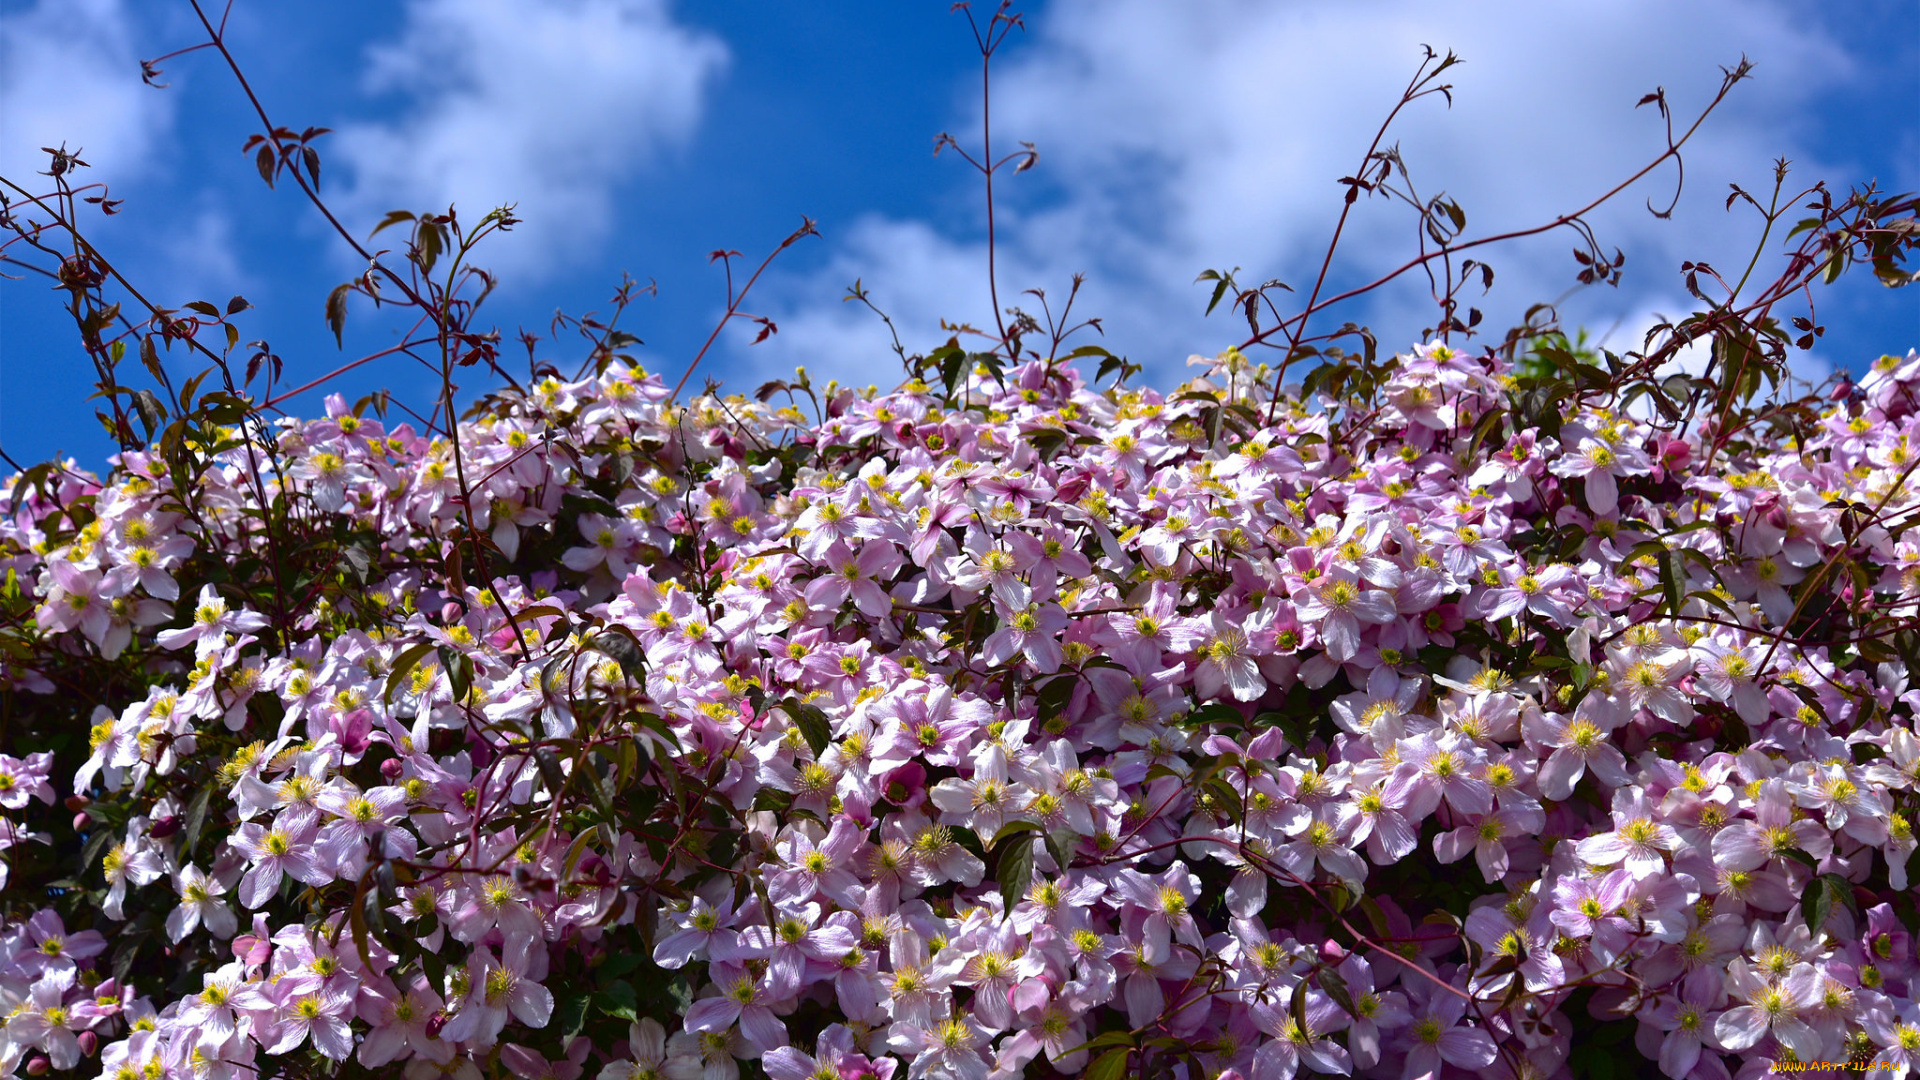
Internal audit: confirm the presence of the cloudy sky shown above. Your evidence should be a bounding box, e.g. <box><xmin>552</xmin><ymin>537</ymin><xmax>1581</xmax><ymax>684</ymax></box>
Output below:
<box><xmin>2</xmin><ymin>0</ymin><xmax>1914</xmax><ymax>467</ymax></box>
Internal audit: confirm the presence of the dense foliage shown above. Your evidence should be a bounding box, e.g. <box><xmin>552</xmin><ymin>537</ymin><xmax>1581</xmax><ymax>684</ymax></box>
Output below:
<box><xmin>3</xmin><ymin>322</ymin><xmax>1920</xmax><ymax>1080</ymax></box>
<box><xmin>6</xmin><ymin>6</ymin><xmax>1920</xmax><ymax>1079</ymax></box>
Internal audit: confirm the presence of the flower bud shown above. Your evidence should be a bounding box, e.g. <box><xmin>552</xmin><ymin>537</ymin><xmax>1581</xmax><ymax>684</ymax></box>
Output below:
<box><xmin>26</xmin><ymin>1056</ymin><xmax>49</xmax><ymax>1076</ymax></box>
<box><xmin>425</xmin><ymin>1012</ymin><xmax>448</xmax><ymax>1039</ymax></box>
<box><xmin>1320</xmin><ymin>940</ymin><xmax>1348</xmax><ymax>963</ymax></box>
<box><xmin>65</xmin><ymin>795</ymin><xmax>90</xmax><ymax>812</ymax></box>
<box><xmin>381</xmin><ymin>758</ymin><xmax>405</xmax><ymax>780</ymax></box>
<box><xmin>149</xmin><ymin>815</ymin><xmax>181</xmax><ymax>840</ymax></box>
<box><xmin>77</xmin><ymin>1031</ymin><xmax>98</xmax><ymax>1057</ymax></box>
<box><xmin>74</xmin><ymin>812</ymin><xmax>92</xmax><ymax>832</ymax></box>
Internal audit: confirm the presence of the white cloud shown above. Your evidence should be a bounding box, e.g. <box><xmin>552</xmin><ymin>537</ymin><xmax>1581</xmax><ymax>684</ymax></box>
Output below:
<box><xmin>744</xmin><ymin>0</ymin><xmax>1857</xmax><ymax>394</ymax></box>
<box><xmin>144</xmin><ymin>205</ymin><xmax>248</xmax><ymax>305</ymax></box>
<box><xmin>0</xmin><ymin>0</ymin><xmax>173</xmax><ymax>189</ymax></box>
<box><xmin>330</xmin><ymin>0</ymin><xmax>727</xmax><ymax>279</ymax></box>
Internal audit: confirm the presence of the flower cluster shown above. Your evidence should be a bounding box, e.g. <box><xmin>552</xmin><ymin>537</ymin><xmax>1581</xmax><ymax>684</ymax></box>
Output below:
<box><xmin>3</xmin><ymin>343</ymin><xmax>1918</xmax><ymax>1080</ymax></box>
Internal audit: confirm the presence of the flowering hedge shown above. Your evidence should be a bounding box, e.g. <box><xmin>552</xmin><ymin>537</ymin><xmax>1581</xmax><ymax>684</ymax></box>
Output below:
<box><xmin>3</xmin><ymin>325</ymin><xmax>1919</xmax><ymax>1080</ymax></box>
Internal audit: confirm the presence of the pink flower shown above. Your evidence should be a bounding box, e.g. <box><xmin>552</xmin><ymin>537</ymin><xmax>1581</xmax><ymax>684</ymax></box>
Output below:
<box><xmin>262</xmin><ymin>988</ymin><xmax>355</xmax><ymax>1060</ymax></box>
<box><xmin>154</xmin><ymin>583</ymin><xmax>269</xmax><ymax>658</ymax></box>
<box><xmin>233</xmin><ymin>817</ymin><xmax>330</xmax><ymax>908</ymax></box>
<box><xmin>804</xmin><ymin>540</ymin><xmax>903</xmax><ymax>620</ymax></box>
<box><xmin>1550</xmin><ymin>434</ymin><xmax>1651</xmax><ymax>516</ymax></box>
<box><xmin>1713</xmin><ymin>959</ymin><xmax>1822</xmax><ymax>1059</ymax></box>
<box><xmin>166</xmin><ymin>865</ymin><xmax>238</xmax><ymax>942</ymax></box>
<box><xmin>0</xmin><ymin>751</ymin><xmax>56</xmax><ymax>808</ymax></box>
<box><xmin>441</xmin><ymin>947</ymin><xmax>553</xmax><ymax>1047</ymax></box>
<box><xmin>1527</xmin><ymin>696</ymin><xmax>1630</xmax><ymax>800</ymax></box>
<box><xmin>1397</xmin><ymin>981</ymin><xmax>1498</xmax><ymax>1078</ymax></box>
<box><xmin>980</xmin><ymin>591</ymin><xmax>1069</xmax><ymax>674</ymax></box>
<box><xmin>1194</xmin><ymin>607</ymin><xmax>1274</xmax><ymax>702</ymax></box>
<box><xmin>1293</xmin><ymin>572</ymin><xmax>1395</xmax><ymax>663</ymax></box>
<box><xmin>682</xmin><ymin>961</ymin><xmax>788</xmax><ymax>1056</ymax></box>
<box><xmin>1710</xmin><ymin>779</ymin><xmax>1834</xmax><ymax>873</ymax></box>
<box><xmin>1574</xmin><ymin>788</ymin><xmax>1681</xmax><ymax>879</ymax></box>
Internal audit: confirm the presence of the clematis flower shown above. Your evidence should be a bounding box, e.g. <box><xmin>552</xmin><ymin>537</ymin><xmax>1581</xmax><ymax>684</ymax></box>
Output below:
<box><xmin>1550</xmin><ymin>434</ymin><xmax>1651</xmax><ymax>516</ymax></box>
<box><xmin>1398</xmin><ymin>980</ymin><xmax>1498</xmax><ymax>1080</ymax></box>
<box><xmin>167</xmin><ymin>864</ymin><xmax>239</xmax><ymax>942</ymax></box>
<box><xmin>1574</xmin><ymin>788</ymin><xmax>1681</xmax><ymax>878</ymax></box>
<box><xmin>0</xmin><ymin>751</ymin><xmax>55</xmax><ymax>808</ymax></box>
<box><xmin>1294</xmin><ymin>572</ymin><xmax>1396</xmax><ymax>663</ymax></box>
<box><xmin>232</xmin><ymin>817</ymin><xmax>329</xmax><ymax>908</ymax></box>
<box><xmin>155</xmin><ymin>583</ymin><xmax>269</xmax><ymax>658</ymax></box>
<box><xmin>440</xmin><ymin>947</ymin><xmax>553</xmax><ymax>1047</ymax></box>
<box><xmin>1713</xmin><ymin>958</ymin><xmax>1822</xmax><ymax>1059</ymax></box>
<box><xmin>682</xmin><ymin>962</ymin><xmax>788</xmax><ymax>1056</ymax></box>
<box><xmin>1527</xmin><ymin>695</ymin><xmax>1631</xmax><ymax>800</ymax></box>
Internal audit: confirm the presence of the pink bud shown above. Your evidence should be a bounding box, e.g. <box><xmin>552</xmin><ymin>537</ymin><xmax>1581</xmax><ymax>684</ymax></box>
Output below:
<box><xmin>1658</xmin><ymin>436</ymin><xmax>1691</xmax><ymax>471</ymax></box>
<box><xmin>74</xmin><ymin>812</ymin><xmax>92</xmax><ymax>832</ymax></box>
<box><xmin>64</xmin><ymin>795</ymin><xmax>90</xmax><ymax>812</ymax></box>
<box><xmin>425</xmin><ymin>1012</ymin><xmax>449</xmax><ymax>1039</ymax></box>
<box><xmin>77</xmin><ymin>1031</ymin><xmax>98</xmax><ymax>1057</ymax></box>
<box><xmin>149</xmin><ymin>815</ymin><xmax>181</xmax><ymax>840</ymax></box>
<box><xmin>1320</xmin><ymin>940</ymin><xmax>1348</xmax><ymax>963</ymax></box>
<box><xmin>26</xmin><ymin>1055</ymin><xmax>50</xmax><ymax>1075</ymax></box>
<box><xmin>381</xmin><ymin>758</ymin><xmax>405</xmax><ymax>780</ymax></box>
<box><xmin>1830</xmin><ymin>378</ymin><xmax>1853</xmax><ymax>401</ymax></box>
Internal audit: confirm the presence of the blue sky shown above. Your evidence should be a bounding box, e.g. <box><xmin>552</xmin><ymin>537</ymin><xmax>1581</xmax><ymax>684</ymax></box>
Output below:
<box><xmin>2</xmin><ymin>0</ymin><xmax>1915</xmax><ymax>469</ymax></box>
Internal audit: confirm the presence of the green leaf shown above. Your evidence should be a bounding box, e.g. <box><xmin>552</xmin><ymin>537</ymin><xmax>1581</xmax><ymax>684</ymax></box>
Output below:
<box><xmin>1801</xmin><ymin>875</ymin><xmax>1835</xmax><ymax>937</ymax></box>
<box><xmin>1086</xmin><ymin>1047</ymin><xmax>1132</xmax><ymax>1080</ymax></box>
<box><xmin>996</xmin><ymin>830</ymin><xmax>1036</xmax><ymax>911</ymax></box>
<box><xmin>1201</xmin><ymin>777</ymin><xmax>1244</xmax><ymax>825</ymax></box>
<box><xmin>1801</xmin><ymin>873</ymin><xmax>1858</xmax><ymax>935</ymax></box>
<box><xmin>1061</xmin><ymin>1030</ymin><xmax>1135</xmax><ymax>1058</ymax></box>
<box><xmin>1660</xmin><ymin>549</ymin><xmax>1686</xmax><ymax>616</ymax></box>
<box><xmin>598</xmin><ymin>980</ymin><xmax>639</xmax><ymax>1021</ymax></box>
<box><xmin>988</xmin><ymin>820</ymin><xmax>1042</xmax><ymax>852</ymax></box>
<box><xmin>438</xmin><ymin>646</ymin><xmax>473</xmax><ymax>703</ymax></box>
<box><xmin>1356</xmin><ymin>895</ymin><xmax>1392</xmax><ymax>941</ymax></box>
<box><xmin>629</xmin><ymin>711</ymin><xmax>681</xmax><ymax>751</ymax></box>
<box><xmin>580</xmin><ymin>753</ymin><xmax>618</xmax><ymax>821</ymax></box>
<box><xmin>1319</xmin><ymin>966</ymin><xmax>1356</xmax><ymax>1016</ymax></box>
<box><xmin>349</xmin><ymin>871</ymin><xmax>375</xmax><ymax>968</ymax></box>
<box><xmin>589</xmin><ymin>628</ymin><xmax>647</xmax><ymax>682</ymax></box>
<box><xmin>1044</xmin><ymin>828</ymin><xmax>1077</xmax><ymax>872</ymax></box>
<box><xmin>1779</xmin><ymin>847</ymin><xmax>1820</xmax><ymax>872</ymax></box>
<box><xmin>533</xmin><ymin>747</ymin><xmax>568</xmax><ymax>799</ymax></box>
<box><xmin>1178</xmin><ymin>702</ymin><xmax>1245</xmax><ymax>731</ymax></box>
<box><xmin>1059</xmin><ymin>344</ymin><xmax>1114</xmax><ymax>363</ymax></box>
<box><xmin>931</xmin><ymin>340</ymin><xmax>967</xmax><ymax>399</ymax></box>
<box><xmin>783</xmin><ymin>699</ymin><xmax>833</xmax><ymax>759</ymax></box>
<box><xmin>384</xmin><ymin>641</ymin><xmax>437</xmax><ymax>706</ymax></box>
<box><xmin>600</xmin><ymin>951</ymin><xmax>647</xmax><ymax>979</ymax></box>
<box><xmin>556</xmin><ymin>993</ymin><xmax>590</xmax><ymax>1040</ymax></box>
<box><xmin>180</xmin><ymin>784</ymin><xmax>214</xmax><ymax>857</ymax></box>
<box><xmin>1034</xmin><ymin>675</ymin><xmax>1078</xmax><ymax>724</ymax></box>
<box><xmin>417</xmin><ymin>221</ymin><xmax>443</xmax><ymax>274</ymax></box>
